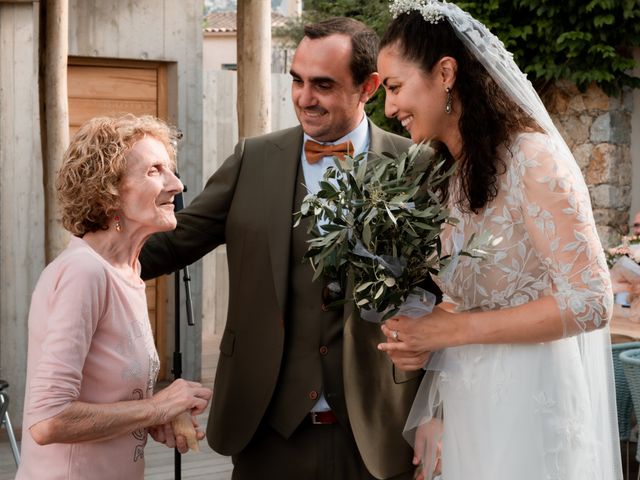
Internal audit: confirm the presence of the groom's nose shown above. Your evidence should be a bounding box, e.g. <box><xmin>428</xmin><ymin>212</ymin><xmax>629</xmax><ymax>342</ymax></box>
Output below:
<box><xmin>296</xmin><ymin>84</ymin><xmax>317</xmax><ymax>108</ymax></box>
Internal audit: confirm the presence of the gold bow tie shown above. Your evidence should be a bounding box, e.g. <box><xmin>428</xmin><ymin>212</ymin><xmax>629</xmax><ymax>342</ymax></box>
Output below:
<box><xmin>304</xmin><ymin>140</ymin><xmax>355</xmax><ymax>164</ymax></box>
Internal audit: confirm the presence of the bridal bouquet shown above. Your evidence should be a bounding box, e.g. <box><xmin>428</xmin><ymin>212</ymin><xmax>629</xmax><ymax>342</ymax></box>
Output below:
<box><xmin>294</xmin><ymin>143</ymin><xmax>472</xmax><ymax>322</ymax></box>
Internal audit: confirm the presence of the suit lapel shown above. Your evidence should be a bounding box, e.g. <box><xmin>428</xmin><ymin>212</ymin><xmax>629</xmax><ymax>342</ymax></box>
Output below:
<box><xmin>263</xmin><ymin>126</ymin><xmax>304</xmax><ymax>314</ymax></box>
<box><xmin>368</xmin><ymin>120</ymin><xmax>406</xmax><ymax>158</ymax></box>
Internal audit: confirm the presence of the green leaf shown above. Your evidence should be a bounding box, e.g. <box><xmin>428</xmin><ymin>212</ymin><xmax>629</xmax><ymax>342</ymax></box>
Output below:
<box><xmin>363</xmin><ymin>222</ymin><xmax>372</xmax><ymax>246</ymax></box>
<box><xmin>385</xmin><ymin>204</ymin><xmax>397</xmax><ymax>225</ymax></box>
<box><xmin>355</xmin><ymin>281</ymin><xmax>374</xmax><ymax>293</ymax></box>
<box><xmin>374</xmin><ymin>284</ymin><xmax>385</xmax><ymax>300</ymax></box>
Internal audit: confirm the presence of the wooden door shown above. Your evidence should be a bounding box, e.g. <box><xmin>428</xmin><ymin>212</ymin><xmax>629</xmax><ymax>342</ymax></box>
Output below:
<box><xmin>67</xmin><ymin>58</ymin><xmax>169</xmax><ymax>379</ymax></box>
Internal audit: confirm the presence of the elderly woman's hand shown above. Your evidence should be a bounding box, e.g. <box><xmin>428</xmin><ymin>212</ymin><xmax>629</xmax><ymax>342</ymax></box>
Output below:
<box><xmin>150</xmin><ymin>378</ymin><xmax>212</xmax><ymax>424</ymax></box>
<box><xmin>149</xmin><ymin>416</ymin><xmax>205</xmax><ymax>453</ymax></box>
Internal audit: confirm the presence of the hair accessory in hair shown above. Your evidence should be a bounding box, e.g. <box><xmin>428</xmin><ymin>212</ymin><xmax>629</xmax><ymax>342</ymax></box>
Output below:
<box><xmin>389</xmin><ymin>0</ymin><xmax>445</xmax><ymax>24</ymax></box>
<box><xmin>389</xmin><ymin>0</ymin><xmax>557</xmax><ymax>141</ymax></box>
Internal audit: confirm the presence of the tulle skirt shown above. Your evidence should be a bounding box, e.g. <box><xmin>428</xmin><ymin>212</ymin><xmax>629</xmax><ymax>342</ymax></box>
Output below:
<box><xmin>405</xmin><ymin>329</ymin><xmax>622</xmax><ymax>480</ymax></box>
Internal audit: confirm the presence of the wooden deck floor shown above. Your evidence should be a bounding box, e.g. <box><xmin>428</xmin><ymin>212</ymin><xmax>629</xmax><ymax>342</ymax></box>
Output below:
<box><xmin>0</xmin><ymin>334</ymin><xmax>232</xmax><ymax>479</ymax></box>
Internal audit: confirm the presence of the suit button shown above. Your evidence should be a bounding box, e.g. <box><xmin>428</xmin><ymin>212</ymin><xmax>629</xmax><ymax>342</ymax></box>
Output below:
<box><xmin>319</xmin><ymin>346</ymin><xmax>328</xmax><ymax>355</ymax></box>
<box><xmin>309</xmin><ymin>390</ymin><xmax>318</xmax><ymax>400</ymax></box>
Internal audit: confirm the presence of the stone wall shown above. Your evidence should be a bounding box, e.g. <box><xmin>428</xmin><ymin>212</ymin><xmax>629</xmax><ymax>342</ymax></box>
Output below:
<box><xmin>546</xmin><ymin>80</ymin><xmax>634</xmax><ymax>247</ymax></box>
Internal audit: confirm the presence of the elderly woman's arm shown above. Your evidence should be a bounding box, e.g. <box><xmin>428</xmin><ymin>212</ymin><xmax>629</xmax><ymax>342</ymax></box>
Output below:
<box><xmin>29</xmin><ymin>378</ymin><xmax>211</xmax><ymax>445</ymax></box>
<box><xmin>25</xmin><ymin>253</ymin><xmax>212</xmax><ymax>446</ymax></box>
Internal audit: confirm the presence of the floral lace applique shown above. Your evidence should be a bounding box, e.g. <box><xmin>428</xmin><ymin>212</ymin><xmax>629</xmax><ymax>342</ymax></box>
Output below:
<box><xmin>435</xmin><ymin>132</ymin><xmax>612</xmax><ymax>335</ymax></box>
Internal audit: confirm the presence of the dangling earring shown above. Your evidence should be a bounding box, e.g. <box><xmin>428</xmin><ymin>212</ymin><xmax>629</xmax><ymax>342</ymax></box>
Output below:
<box><xmin>445</xmin><ymin>87</ymin><xmax>453</xmax><ymax>114</ymax></box>
<box><xmin>114</xmin><ymin>215</ymin><xmax>122</xmax><ymax>232</ymax></box>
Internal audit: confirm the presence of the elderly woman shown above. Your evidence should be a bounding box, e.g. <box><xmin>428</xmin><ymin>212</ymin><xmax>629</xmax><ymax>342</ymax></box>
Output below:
<box><xmin>16</xmin><ymin>114</ymin><xmax>212</xmax><ymax>479</ymax></box>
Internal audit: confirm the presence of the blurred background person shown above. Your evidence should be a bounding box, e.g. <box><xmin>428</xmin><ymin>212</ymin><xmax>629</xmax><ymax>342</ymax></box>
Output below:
<box><xmin>632</xmin><ymin>211</ymin><xmax>640</xmax><ymax>236</ymax></box>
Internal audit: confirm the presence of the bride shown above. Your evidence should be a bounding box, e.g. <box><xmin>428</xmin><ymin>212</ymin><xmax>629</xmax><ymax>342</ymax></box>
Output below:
<box><xmin>376</xmin><ymin>1</ymin><xmax>622</xmax><ymax>479</ymax></box>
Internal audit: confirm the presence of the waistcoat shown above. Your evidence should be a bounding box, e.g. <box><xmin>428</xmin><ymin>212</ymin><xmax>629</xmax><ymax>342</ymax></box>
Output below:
<box><xmin>266</xmin><ymin>164</ymin><xmax>347</xmax><ymax>437</ymax></box>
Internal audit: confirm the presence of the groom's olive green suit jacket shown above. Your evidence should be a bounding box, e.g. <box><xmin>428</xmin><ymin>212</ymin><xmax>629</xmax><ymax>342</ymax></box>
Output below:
<box><xmin>140</xmin><ymin>121</ymin><xmax>425</xmax><ymax>479</ymax></box>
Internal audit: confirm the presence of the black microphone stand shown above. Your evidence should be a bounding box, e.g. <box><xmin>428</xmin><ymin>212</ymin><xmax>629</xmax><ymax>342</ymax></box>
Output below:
<box><xmin>171</xmin><ymin>134</ymin><xmax>195</xmax><ymax>480</ymax></box>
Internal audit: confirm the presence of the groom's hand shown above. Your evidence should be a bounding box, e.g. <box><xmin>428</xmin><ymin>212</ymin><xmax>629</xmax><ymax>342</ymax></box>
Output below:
<box><xmin>413</xmin><ymin>419</ymin><xmax>442</xmax><ymax>480</ymax></box>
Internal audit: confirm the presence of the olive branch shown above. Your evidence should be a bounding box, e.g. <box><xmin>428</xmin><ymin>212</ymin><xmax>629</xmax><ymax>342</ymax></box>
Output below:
<box><xmin>294</xmin><ymin>142</ymin><xmax>462</xmax><ymax>321</ymax></box>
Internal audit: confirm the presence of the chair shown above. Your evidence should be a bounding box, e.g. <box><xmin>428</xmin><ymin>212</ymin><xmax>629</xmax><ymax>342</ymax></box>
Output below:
<box><xmin>0</xmin><ymin>380</ymin><xmax>20</xmax><ymax>466</ymax></box>
<box><xmin>612</xmin><ymin>342</ymin><xmax>640</xmax><ymax>440</ymax></box>
<box><xmin>620</xmin><ymin>348</ymin><xmax>640</xmax><ymax>480</ymax></box>
<box><xmin>613</xmin><ymin>342</ymin><xmax>640</xmax><ymax>479</ymax></box>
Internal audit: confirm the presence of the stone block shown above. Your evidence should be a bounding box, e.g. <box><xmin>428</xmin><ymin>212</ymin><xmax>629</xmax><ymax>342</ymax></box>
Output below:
<box><xmin>609</xmin><ymin>86</ymin><xmax>634</xmax><ymax>112</ymax></box>
<box><xmin>590</xmin><ymin>113</ymin><xmax>611</xmax><ymax>143</ymax></box>
<box><xmin>571</xmin><ymin>143</ymin><xmax>592</xmax><ymax>172</ymax></box>
<box><xmin>617</xmin><ymin>148</ymin><xmax>632</xmax><ymax>186</ymax></box>
<box><xmin>589</xmin><ymin>184</ymin><xmax>631</xmax><ymax>209</ymax></box>
<box><xmin>555</xmin><ymin>114</ymin><xmax>592</xmax><ymax>148</ymax></box>
<box><xmin>610</xmin><ymin>111</ymin><xmax>631</xmax><ymax>145</ymax></box>
<box><xmin>596</xmin><ymin>225</ymin><xmax>622</xmax><ymax>249</ymax></box>
<box><xmin>545</xmin><ymin>88</ymin><xmax>569</xmax><ymax>115</ymax></box>
<box><xmin>586</xmin><ymin>143</ymin><xmax>617</xmax><ymax>185</ymax></box>
<box><xmin>592</xmin><ymin>208</ymin><xmax>629</xmax><ymax>227</ymax></box>
<box><xmin>545</xmin><ymin>80</ymin><xmax>580</xmax><ymax>115</ymax></box>
<box><xmin>583</xmin><ymin>83</ymin><xmax>610</xmax><ymax>111</ymax></box>
<box><xmin>567</xmin><ymin>92</ymin><xmax>586</xmax><ymax>114</ymax></box>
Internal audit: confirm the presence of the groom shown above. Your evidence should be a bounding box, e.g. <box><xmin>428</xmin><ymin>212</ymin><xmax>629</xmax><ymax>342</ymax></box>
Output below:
<box><xmin>141</xmin><ymin>17</ymin><xmax>436</xmax><ymax>480</ymax></box>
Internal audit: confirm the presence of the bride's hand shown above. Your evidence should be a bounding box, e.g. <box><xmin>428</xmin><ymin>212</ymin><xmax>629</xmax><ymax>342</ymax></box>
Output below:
<box><xmin>379</xmin><ymin>324</ymin><xmax>431</xmax><ymax>370</ymax></box>
<box><xmin>378</xmin><ymin>307</ymin><xmax>468</xmax><ymax>356</ymax></box>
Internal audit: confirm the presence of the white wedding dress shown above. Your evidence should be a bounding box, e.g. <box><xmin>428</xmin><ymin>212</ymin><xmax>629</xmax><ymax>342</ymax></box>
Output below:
<box><xmin>407</xmin><ymin>131</ymin><xmax>621</xmax><ymax>480</ymax></box>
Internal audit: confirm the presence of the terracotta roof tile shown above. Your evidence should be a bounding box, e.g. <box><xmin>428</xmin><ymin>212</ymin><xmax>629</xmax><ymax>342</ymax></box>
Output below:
<box><xmin>203</xmin><ymin>11</ymin><xmax>290</xmax><ymax>33</ymax></box>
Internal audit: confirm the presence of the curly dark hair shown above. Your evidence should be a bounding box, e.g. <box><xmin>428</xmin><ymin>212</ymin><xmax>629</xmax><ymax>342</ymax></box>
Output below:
<box><xmin>304</xmin><ymin>17</ymin><xmax>379</xmax><ymax>86</ymax></box>
<box><xmin>380</xmin><ymin>12</ymin><xmax>540</xmax><ymax>213</ymax></box>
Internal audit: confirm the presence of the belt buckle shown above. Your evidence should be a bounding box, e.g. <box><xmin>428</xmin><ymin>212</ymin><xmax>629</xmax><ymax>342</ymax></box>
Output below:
<box><xmin>309</xmin><ymin>410</ymin><xmax>336</xmax><ymax>425</ymax></box>
<box><xmin>310</xmin><ymin>411</ymin><xmax>324</xmax><ymax>425</ymax></box>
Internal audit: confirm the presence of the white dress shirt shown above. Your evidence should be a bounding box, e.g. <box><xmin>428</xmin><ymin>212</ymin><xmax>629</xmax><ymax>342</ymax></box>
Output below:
<box><xmin>301</xmin><ymin>114</ymin><xmax>370</xmax><ymax>194</ymax></box>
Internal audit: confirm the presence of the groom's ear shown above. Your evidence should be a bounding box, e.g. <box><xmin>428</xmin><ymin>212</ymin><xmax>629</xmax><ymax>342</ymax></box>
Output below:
<box><xmin>358</xmin><ymin>72</ymin><xmax>381</xmax><ymax>104</ymax></box>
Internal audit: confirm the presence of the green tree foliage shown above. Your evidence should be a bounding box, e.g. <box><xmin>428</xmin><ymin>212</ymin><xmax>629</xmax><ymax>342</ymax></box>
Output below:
<box><xmin>457</xmin><ymin>0</ymin><xmax>640</xmax><ymax>96</ymax></box>
<box><xmin>277</xmin><ymin>0</ymin><xmax>640</xmax><ymax>134</ymax></box>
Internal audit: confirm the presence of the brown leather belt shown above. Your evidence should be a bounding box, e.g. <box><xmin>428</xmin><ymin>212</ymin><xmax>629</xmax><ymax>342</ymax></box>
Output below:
<box><xmin>309</xmin><ymin>410</ymin><xmax>339</xmax><ymax>425</ymax></box>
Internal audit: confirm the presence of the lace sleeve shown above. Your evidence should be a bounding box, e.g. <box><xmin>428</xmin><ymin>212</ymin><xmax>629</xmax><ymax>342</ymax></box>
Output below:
<box><xmin>514</xmin><ymin>133</ymin><xmax>613</xmax><ymax>336</ymax></box>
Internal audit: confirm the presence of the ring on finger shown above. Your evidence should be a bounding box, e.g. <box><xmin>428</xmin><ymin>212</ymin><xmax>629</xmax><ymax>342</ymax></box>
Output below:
<box><xmin>391</xmin><ymin>329</ymin><xmax>399</xmax><ymax>341</ymax></box>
